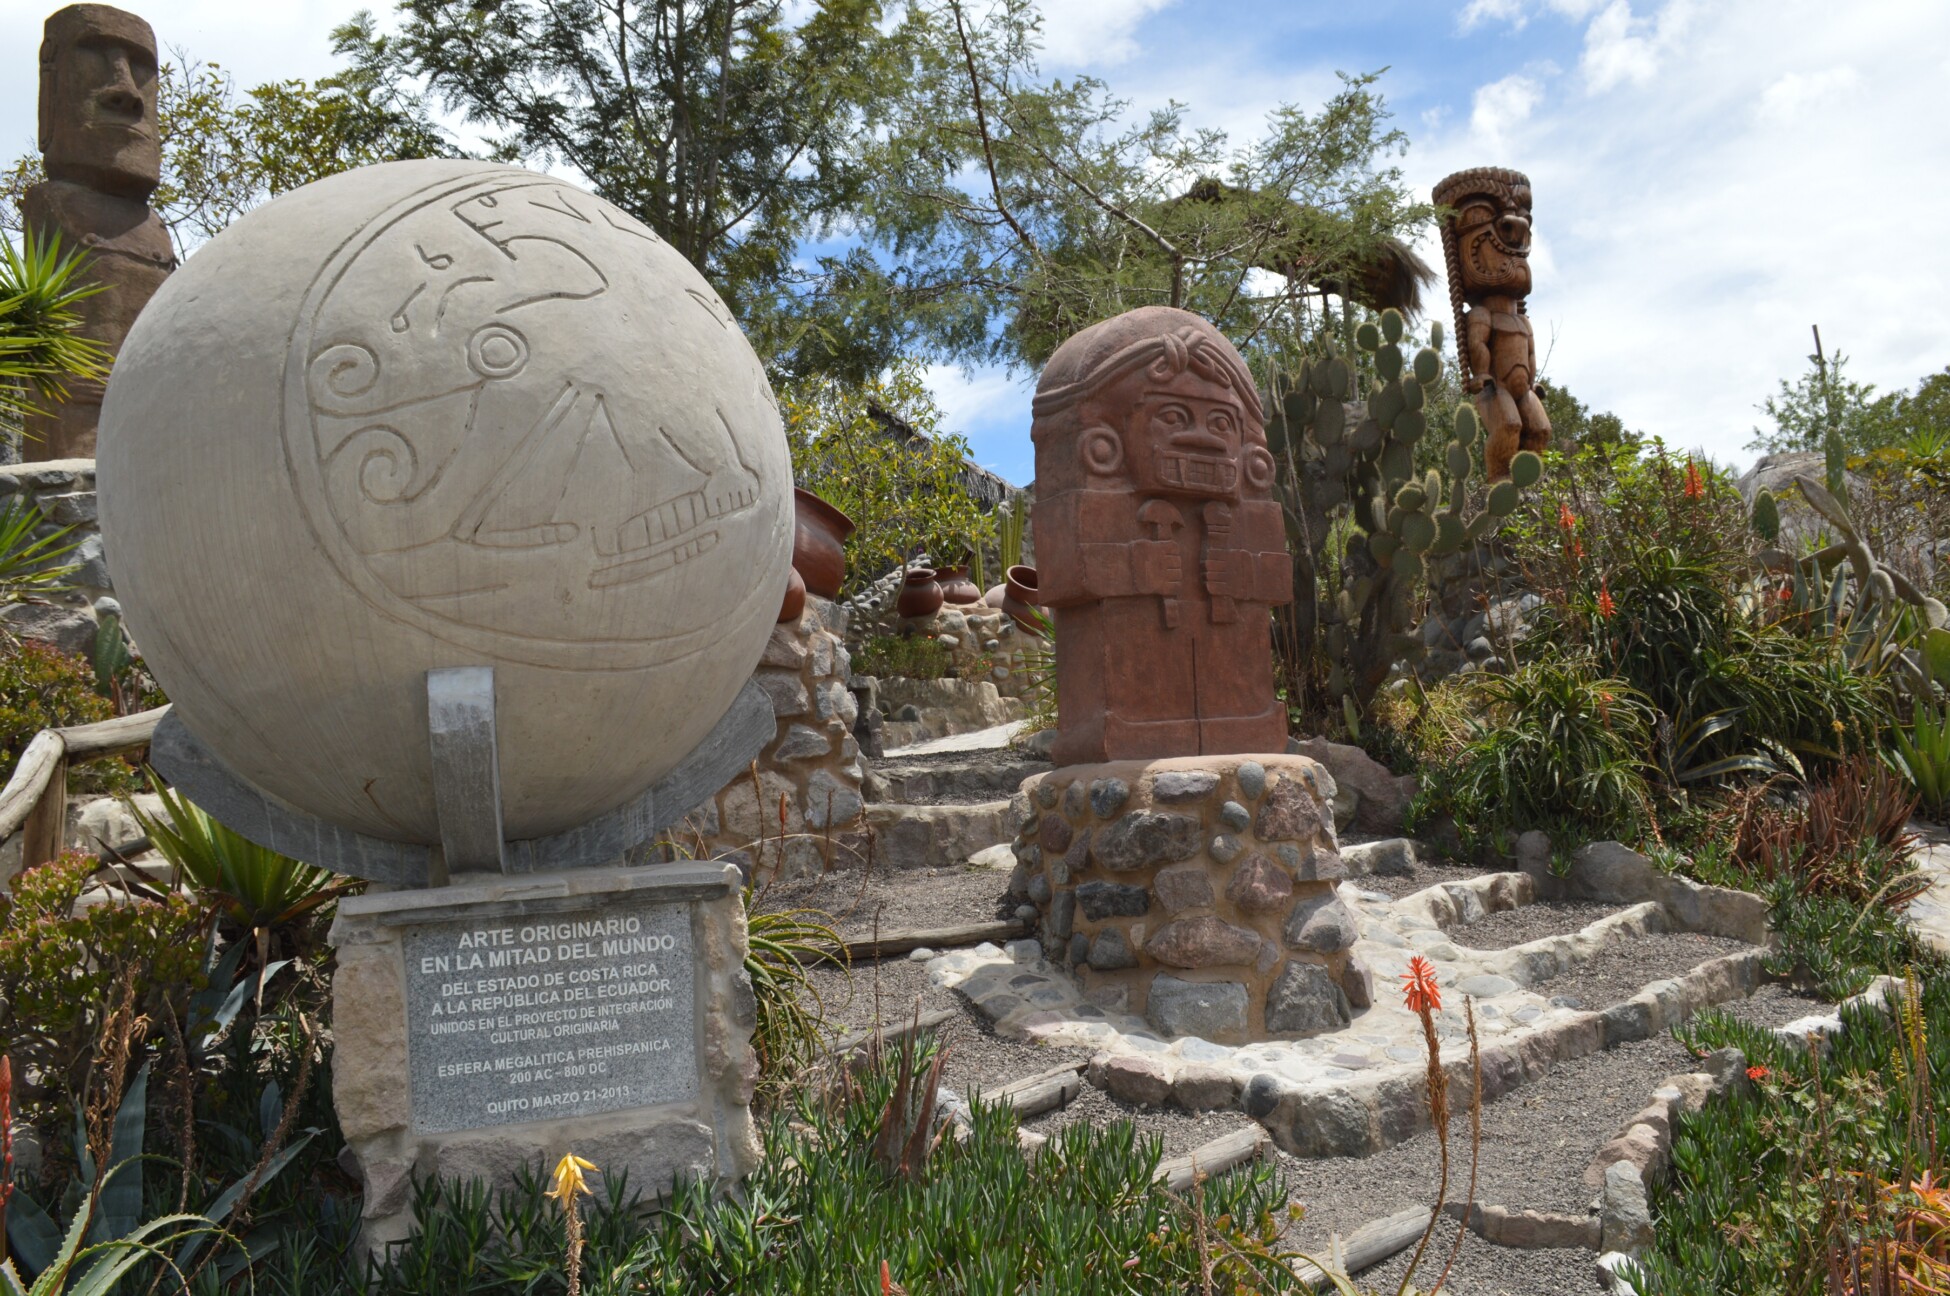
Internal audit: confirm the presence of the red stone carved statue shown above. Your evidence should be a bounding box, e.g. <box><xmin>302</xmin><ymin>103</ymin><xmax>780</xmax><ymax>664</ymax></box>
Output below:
<box><xmin>1033</xmin><ymin>307</ymin><xmax>1290</xmax><ymax>765</ymax></box>
<box><xmin>1434</xmin><ymin>167</ymin><xmax>1549</xmax><ymax>481</ymax></box>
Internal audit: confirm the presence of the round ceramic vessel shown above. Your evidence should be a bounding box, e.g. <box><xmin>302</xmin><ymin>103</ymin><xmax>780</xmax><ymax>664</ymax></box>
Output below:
<box><xmin>897</xmin><ymin>568</ymin><xmax>944</xmax><ymax>619</ymax></box>
<box><xmin>790</xmin><ymin>487</ymin><xmax>853</xmax><ymax>599</ymax></box>
<box><xmin>98</xmin><ymin>159</ymin><xmax>793</xmax><ymax>843</ymax></box>
<box><xmin>935</xmin><ymin>564</ymin><xmax>981</xmax><ymax>605</ymax></box>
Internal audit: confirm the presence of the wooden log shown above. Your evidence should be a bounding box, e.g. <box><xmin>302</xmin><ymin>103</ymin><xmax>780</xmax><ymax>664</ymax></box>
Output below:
<box><xmin>838</xmin><ymin>917</ymin><xmax>1032</xmax><ymax>962</ymax></box>
<box><xmin>1292</xmin><ymin>1207</ymin><xmax>1435</xmax><ymax>1290</ymax></box>
<box><xmin>0</xmin><ymin>729</ymin><xmax>67</xmax><ymax>843</ymax></box>
<box><xmin>19</xmin><ymin>752</ymin><xmax>68</xmax><ymax>871</ymax></box>
<box><xmin>58</xmin><ymin>706</ymin><xmax>167</xmax><ymax>759</ymax></box>
<box><xmin>1155</xmin><ymin>1125</ymin><xmax>1268</xmax><ymax>1193</ymax></box>
<box><xmin>983</xmin><ymin>1060</ymin><xmax>1087</xmax><ymax>1102</ymax></box>
<box><xmin>999</xmin><ymin>1071</ymin><xmax>1081</xmax><ymax>1120</ymax></box>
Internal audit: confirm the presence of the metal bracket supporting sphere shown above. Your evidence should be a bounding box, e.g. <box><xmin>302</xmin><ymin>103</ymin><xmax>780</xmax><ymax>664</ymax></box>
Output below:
<box><xmin>150</xmin><ymin>674</ymin><xmax>776</xmax><ymax>887</ymax></box>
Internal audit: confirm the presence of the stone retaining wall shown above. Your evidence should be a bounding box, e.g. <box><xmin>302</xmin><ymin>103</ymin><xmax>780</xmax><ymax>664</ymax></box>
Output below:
<box><xmin>647</xmin><ymin>597</ymin><xmax>869</xmax><ymax>883</ymax></box>
<box><xmin>0</xmin><ymin>459</ymin><xmax>113</xmax><ymax>655</ymax></box>
<box><xmin>1007</xmin><ymin>754</ymin><xmax>1359</xmax><ymax>1044</ymax></box>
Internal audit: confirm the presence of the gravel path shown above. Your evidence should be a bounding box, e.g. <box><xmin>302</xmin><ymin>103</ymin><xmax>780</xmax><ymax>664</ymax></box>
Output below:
<box><xmin>1451</xmin><ymin>900</ymin><xmax>1624</xmax><ymax>950</ymax></box>
<box><xmin>798</xmin><ymin>957</ymin><xmax>1095</xmax><ymax>1097</ymax></box>
<box><xmin>1020</xmin><ymin>1083</ymin><xmax>1264</xmax><ymax>1159</ymax></box>
<box><xmin>1713</xmin><ymin>982</ymin><xmax>1834</xmax><ymax>1027</ymax></box>
<box><xmin>1355</xmin><ymin>1237</ymin><xmax>1600</xmax><ymax>1295</ymax></box>
<box><xmin>1277</xmin><ymin>1031</ymin><xmax>1696</xmax><ymax>1250</ymax></box>
<box><xmin>1352</xmin><ymin>858</ymin><xmax>1493</xmax><ymax>899</ymax></box>
<box><xmin>1530</xmin><ymin>932</ymin><xmax>1753</xmax><ymax>1010</ymax></box>
<box><xmin>755</xmin><ymin>863</ymin><xmax>1013</xmax><ymax>938</ymax></box>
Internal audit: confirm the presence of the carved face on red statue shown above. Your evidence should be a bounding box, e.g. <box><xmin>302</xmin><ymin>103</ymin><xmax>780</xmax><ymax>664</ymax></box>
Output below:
<box><xmin>1036</xmin><ymin>309</ymin><xmax>1274</xmax><ymax>504</ymax></box>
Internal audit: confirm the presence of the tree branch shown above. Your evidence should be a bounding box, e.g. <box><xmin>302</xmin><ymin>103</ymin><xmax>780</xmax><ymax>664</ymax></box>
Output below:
<box><xmin>950</xmin><ymin>0</ymin><xmax>1038</xmax><ymax>259</ymax></box>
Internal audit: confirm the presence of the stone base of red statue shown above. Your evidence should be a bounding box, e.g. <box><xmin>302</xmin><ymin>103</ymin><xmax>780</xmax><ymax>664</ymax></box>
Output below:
<box><xmin>1005</xmin><ymin>755</ymin><xmax>1371</xmax><ymax>1044</ymax></box>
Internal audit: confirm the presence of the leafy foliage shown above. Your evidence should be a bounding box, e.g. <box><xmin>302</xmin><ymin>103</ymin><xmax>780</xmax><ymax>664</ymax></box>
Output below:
<box><xmin>334</xmin><ymin>0</ymin><xmax>909</xmax><ymax>382</ymax></box>
<box><xmin>257</xmin><ymin>1034</ymin><xmax>1305</xmax><ymax>1294</ymax></box>
<box><xmin>866</xmin><ymin>5</ymin><xmax>1434</xmax><ymax>378</ymax></box>
<box><xmin>852</xmin><ymin>633</ymin><xmax>954</xmax><ymax>681</ymax></box>
<box><xmin>0</xmin><ymin>498</ymin><xmax>80</xmax><ymax>604</ymax></box>
<box><xmin>1412</xmin><ymin>656</ymin><xmax>1656</xmax><ymax>856</ymax></box>
<box><xmin>1641</xmin><ymin>975</ymin><xmax>1950</xmax><ymax>1294</ymax></box>
<box><xmin>0</xmin><ymin>852</ymin><xmax>205</xmax><ymax>1117</ymax></box>
<box><xmin>0</xmin><ymin>231</ymin><xmax>107</xmax><ymax>429</ymax></box>
<box><xmin>129</xmin><ymin>774</ymin><xmax>353</xmax><ymax>966</ymax></box>
<box><xmin>3</xmin><ymin>55</ymin><xmax>450</xmax><ymax>261</ymax></box>
<box><xmin>0</xmin><ymin>642</ymin><xmax>139</xmax><ymax>795</ymax></box>
<box><xmin>782</xmin><ymin>361</ymin><xmax>994</xmax><ymax>590</ymax></box>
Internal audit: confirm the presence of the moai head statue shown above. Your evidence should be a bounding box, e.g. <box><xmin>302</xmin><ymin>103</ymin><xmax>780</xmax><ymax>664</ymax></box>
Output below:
<box><xmin>39</xmin><ymin>4</ymin><xmax>161</xmax><ymax>200</ymax></box>
<box><xmin>1031</xmin><ymin>305</ymin><xmax>1273</xmax><ymax>504</ymax></box>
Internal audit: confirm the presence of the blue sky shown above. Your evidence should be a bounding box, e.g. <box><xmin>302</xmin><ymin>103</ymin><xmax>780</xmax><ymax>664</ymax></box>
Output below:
<box><xmin>5</xmin><ymin>0</ymin><xmax>1946</xmax><ymax>487</ymax></box>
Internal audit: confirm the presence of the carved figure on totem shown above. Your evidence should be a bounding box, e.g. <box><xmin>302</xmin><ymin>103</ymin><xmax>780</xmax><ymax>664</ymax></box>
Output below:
<box><xmin>1033</xmin><ymin>307</ymin><xmax>1291</xmax><ymax>765</ymax></box>
<box><xmin>1434</xmin><ymin>166</ymin><xmax>1549</xmax><ymax>481</ymax></box>
<box><xmin>22</xmin><ymin>4</ymin><xmax>176</xmax><ymax>461</ymax></box>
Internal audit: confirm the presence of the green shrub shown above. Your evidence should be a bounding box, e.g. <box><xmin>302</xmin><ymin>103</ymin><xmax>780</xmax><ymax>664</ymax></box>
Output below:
<box><xmin>1639</xmin><ymin>975</ymin><xmax>1950</xmax><ymax>1294</ymax></box>
<box><xmin>312</xmin><ymin>1036</ymin><xmax>1303</xmax><ymax>1296</ymax></box>
<box><xmin>853</xmin><ymin>632</ymin><xmax>953</xmax><ymax>681</ymax></box>
<box><xmin>0</xmin><ymin>639</ymin><xmax>149</xmax><ymax>794</ymax></box>
<box><xmin>0</xmin><ymin>850</ymin><xmax>206</xmax><ymax>1118</ymax></box>
<box><xmin>782</xmin><ymin>361</ymin><xmax>995</xmax><ymax>594</ymax></box>
<box><xmin>1414</xmin><ymin>655</ymin><xmax>1656</xmax><ymax>853</ymax></box>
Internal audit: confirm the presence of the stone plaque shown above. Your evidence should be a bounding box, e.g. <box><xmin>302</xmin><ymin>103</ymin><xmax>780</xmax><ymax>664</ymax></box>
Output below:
<box><xmin>401</xmin><ymin>895</ymin><xmax>697</xmax><ymax>1134</ymax></box>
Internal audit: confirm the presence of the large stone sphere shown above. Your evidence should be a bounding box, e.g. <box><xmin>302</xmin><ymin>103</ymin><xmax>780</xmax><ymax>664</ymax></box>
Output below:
<box><xmin>98</xmin><ymin>160</ymin><xmax>792</xmax><ymax>843</ymax></box>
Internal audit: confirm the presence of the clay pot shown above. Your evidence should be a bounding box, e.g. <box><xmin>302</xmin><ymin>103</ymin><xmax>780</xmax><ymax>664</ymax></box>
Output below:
<box><xmin>935</xmin><ymin>564</ymin><xmax>981</xmax><ymax>605</ymax></box>
<box><xmin>1000</xmin><ymin>564</ymin><xmax>1044</xmax><ymax>635</ymax></box>
<box><xmin>897</xmin><ymin>568</ymin><xmax>945</xmax><ymax>619</ymax></box>
<box><xmin>791</xmin><ymin>487</ymin><xmax>855</xmax><ymax>599</ymax></box>
<box><xmin>777</xmin><ymin>565</ymin><xmax>806</xmax><ymax>623</ymax></box>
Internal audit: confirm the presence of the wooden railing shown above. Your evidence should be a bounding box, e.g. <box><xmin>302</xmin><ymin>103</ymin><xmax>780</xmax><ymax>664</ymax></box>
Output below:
<box><xmin>0</xmin><ymin>705</ymin><xmax>167</xmax><ymax>869</ymax></box>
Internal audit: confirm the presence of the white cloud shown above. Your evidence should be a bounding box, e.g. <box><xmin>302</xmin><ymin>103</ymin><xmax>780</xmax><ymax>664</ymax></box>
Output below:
<box><xmin>1469</xmin><ymin>74</ymin><xmax>1544</xmax><ymax>150</ymax></box>
<box><xmin>1036</xmin><ymin>0</ymin><xmax>1179</xmax><ymax>68</ymax></box>
<box><xmin>1459</xmin><ymin>0</ymin><xmax>1530</xmax><ymax>32</ymax></box>
<box><xmin>1459</xmin><ymin>0</ymin><xmax>1604</xmax><ymax>31</ymax></box>
<box><xmin>1580</xmin><ymin>0</ymin><xmax>1691</xmax><ymax>94</ymax></box>
<box><xmin>1412</xmin><ymin>0</ymin><xmax>1950</xmax><ymax>469</ymax></box>
<box><xmin>1756</xmin><ymin>66</ymin><xmax>1860</xmax><ymax>123</ymax></box>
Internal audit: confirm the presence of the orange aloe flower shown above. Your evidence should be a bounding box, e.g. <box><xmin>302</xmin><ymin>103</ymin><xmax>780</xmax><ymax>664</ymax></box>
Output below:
<box><xmin>1558</xmin><ymin>503</ymin><xmax>1577</xmax><ymax>532</ymax></box>
<box><xmin>1684</xmin><ymin>459</ymin><xmax>1705</xmax><ymax>499</ymax></box>
<box><xmin>1401</xmin><ymin>955</ymin><xmax>1442</xmax><ymax>1015</ymax></box>
<box><xmin>1747</xmin><ymin>1065</ymin><xmax>1769</xmax><ymax>1081</ymax></box>
<box><xmin>1597</xmin><ymin>582</ymin><xmax>1616</xmax><ymax>620</ymax></box>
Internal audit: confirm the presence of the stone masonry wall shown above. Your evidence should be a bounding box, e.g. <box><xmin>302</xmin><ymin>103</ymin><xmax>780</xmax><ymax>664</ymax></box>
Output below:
<box><xmin>0</xmin><ymin>459</ymin><xmax>114</xmax><ymax>656</ymax></box>
<box><xmin>1007</xmin><ymin>755</ymin><xmax>1369</xmax><ymax>1045</ymax></box>
<box><xmin>648</xmin><ymin>595</ymin><xmax>870</xmax><ymax>883</ymax></box>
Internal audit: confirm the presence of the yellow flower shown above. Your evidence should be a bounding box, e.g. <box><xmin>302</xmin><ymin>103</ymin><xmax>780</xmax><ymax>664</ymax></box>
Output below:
<box><xmin>549</xmin><ymin>1153</ymin><xmax>598</xmax><ymax>1206</ymax></box>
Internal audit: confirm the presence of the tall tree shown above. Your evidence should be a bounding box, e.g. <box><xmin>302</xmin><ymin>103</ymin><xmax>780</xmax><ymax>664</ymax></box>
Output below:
<box><xmin>2</xmin><ymin>49</ymin><xmax>451</xmax><ymax>259</ymax></box>
<box><xmin>334</xmin><ymin>0</ymin><xmax>909</xmax><ymax>380</ymax></box>
<box><xmin>854</xmin><ymin>0</ymin><xmax>1435</xmax><ymax>379</ymax></box>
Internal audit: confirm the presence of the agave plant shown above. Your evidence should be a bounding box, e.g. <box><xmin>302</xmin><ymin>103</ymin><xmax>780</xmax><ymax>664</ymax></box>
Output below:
<box><xmin>0</xmin><ymin>229</ymin><xmax>108</xmax><ymax>426</ymax></box>
<box><xmin>127</xmin><ymin>773</ymin><xmax>353</xmax><ymax>978</ymax></box>
<box><xmin>0</xmin><ymin>495</ymin><xmax>79</xmax><ymax>604</ymax></box>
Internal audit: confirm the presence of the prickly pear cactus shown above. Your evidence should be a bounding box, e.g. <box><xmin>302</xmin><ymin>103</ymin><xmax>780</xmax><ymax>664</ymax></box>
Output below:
<box><xmin>1265</xmin><ymin>308</ymin><xmax>1543</xmax><ymax>713</ymax></box>
<box><xmin>1750</xmin><ymin>488</ymin><xmax>1781</xmax><ymax>544</ymax></box>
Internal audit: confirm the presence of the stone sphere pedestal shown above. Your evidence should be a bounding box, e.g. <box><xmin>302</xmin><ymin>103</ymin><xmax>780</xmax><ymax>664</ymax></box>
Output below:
<box><xmin>1008</xmin><ymin>755</ymin><xmax>1369</xmax><ymax>1044</ymax></box>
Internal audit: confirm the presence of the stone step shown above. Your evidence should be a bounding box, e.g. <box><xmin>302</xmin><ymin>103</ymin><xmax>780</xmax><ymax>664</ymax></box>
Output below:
<box><xmin>864</xmin><ymin>750</ymin><xmax>1048</xmax><ymax>806</ymax></box>
<box><xmin>865</xmin><ymin>799</ymin><xmax>1025</xmax><ymax>871</ymax></box>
